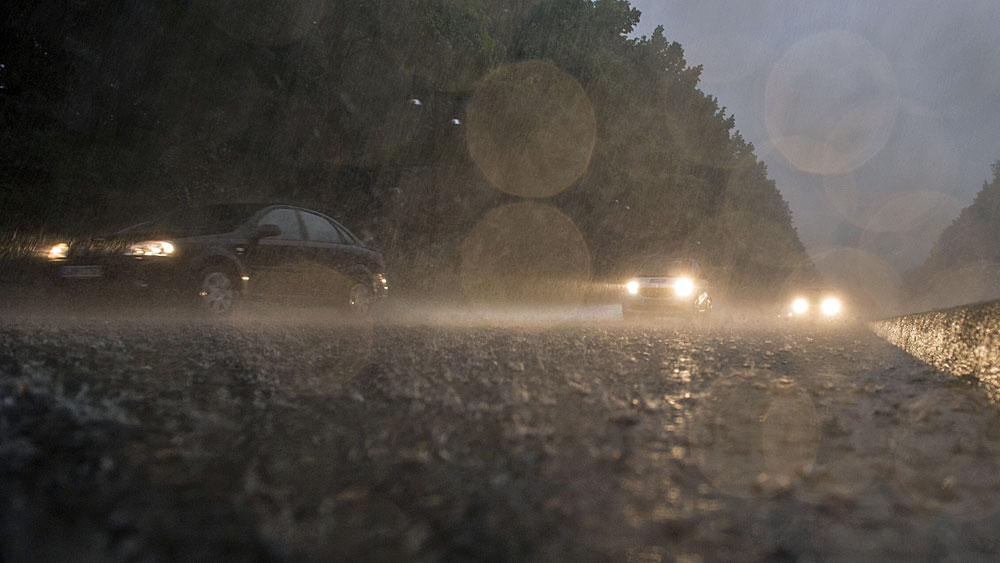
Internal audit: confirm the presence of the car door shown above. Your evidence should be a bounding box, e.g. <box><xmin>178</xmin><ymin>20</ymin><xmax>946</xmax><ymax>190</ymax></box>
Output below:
<box><xmin>243</xmin><ymin>207</ymin><xmax>307</xmax><ymax>297</ymax></box>
<box><xmin>299</xmin><ymin>210</ymin><xmax>363</xmax><ymax>296</ymax></box>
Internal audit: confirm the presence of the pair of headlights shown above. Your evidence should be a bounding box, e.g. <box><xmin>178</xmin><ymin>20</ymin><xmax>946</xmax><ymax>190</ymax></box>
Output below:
<box><xmin>47</xmin><ymin>241</ymin><xmax>176</xmax><ymax>260</ymax></box>
<box><xmin>626</xmin><ymin>277</ymin><xmax>695</xmax><ymax>297</ymax></box>
<box><xmin>791</xmin><ymin>297</ymin><xmax>841</xmax><ymax>316</ymax></box>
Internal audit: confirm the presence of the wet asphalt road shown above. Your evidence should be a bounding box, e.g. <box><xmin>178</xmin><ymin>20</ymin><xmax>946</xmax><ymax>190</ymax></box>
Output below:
<box><xmin>3</xmin><ymin>306</ymin><xmax>1000</xmax><ymax>562</ymax></box>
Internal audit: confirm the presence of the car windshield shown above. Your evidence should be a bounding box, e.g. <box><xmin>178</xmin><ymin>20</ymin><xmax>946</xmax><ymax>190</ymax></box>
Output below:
<box><xmin>117</xmin><ymin>204</ymin><xmax>263</xmax><ymax>237</ymax></box>
<box><xmin>637</xmin><ymin>259</ymin><xmax>694</xmax><ymax>277</ymax></box>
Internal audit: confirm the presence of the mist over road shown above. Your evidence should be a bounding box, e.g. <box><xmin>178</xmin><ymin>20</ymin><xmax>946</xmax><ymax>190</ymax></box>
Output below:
<box><xmin>3</xmin><ymin>309</ymin><xmax>1000</xmax><ymax>561</ymax></box>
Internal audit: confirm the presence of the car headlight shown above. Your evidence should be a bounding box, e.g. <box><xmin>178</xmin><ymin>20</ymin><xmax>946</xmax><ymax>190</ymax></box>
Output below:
<box><xmin>821</xmin><ymin>297</ymin><xmax>842</xmax><ymax>316</ymax></box>
<box><xmin>625</xmin><ymin>280</ymin><xmax>639</xmax><ymax>295</ymax></box>
<box><xmin>125</xmin><ymin>240</ymin><xmax>175</xmax><ymax>257</ymax></box>
<box><xmin>47</xmin><ymin>242</ymin><xmax>69</xmax><ymax>260</ymax></box>
<box><xmin>791</xmin><ymin>297</ymin><xmax>809</xmax><ymax>315</ymax></box>
<box><xmin>674</xmin><ymin>277</ymin><xmax>694</xmax><ymax>297</ymax></box>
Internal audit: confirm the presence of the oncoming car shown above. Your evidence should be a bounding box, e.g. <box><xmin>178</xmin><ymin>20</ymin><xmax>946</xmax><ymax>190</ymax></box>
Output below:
<box><xmin>783</xmin><ymin>288</ymin><xmax>846</xmax><ymax>321</ymax></box>
<box><xmin>44</xmin><ymin>203</ymin><xmax>388</xmax><ymax>315</ymax></box>
<box><xmin>622</xmin><ymin>258</ymin><xmax>712</xmax><ymax>319</ymax></box>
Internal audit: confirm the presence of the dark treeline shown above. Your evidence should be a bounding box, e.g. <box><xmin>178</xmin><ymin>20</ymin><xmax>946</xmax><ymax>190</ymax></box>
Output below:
<box><xmin>1</xmin><ymin>0</ymin><xmax>814</xmax><ymax>299</ymax></box>
<box><xmin>910</xmin><ymin>160</ymin><xmax>1000</xmax><ymax>309</ymax></box>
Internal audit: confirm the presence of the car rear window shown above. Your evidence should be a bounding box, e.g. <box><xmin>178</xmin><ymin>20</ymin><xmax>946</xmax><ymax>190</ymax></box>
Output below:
<box><xmin>301</xmin><ymin>212</ymin><xmax>346</xmax><ymax>244</ymax></box>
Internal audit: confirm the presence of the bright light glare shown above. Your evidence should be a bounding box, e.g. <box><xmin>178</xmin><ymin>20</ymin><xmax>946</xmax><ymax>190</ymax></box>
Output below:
<box><xmin>821</xmin><ymin>297</ymin><xmax>842</xmax><ymax>316</ymax></box>
<box><xmin>626</xmin><ymin>280</ymin><xmax>639</xmax><ymax>295</ymax></box>
<box><xmin>674</xmin><ymin>277</ymin><xmax>694</xmax><ymax>297</ymax></box>
<box><xmin>48</xmin><ymin>242</ymin><xmax>69</xmax><ymax>260</ymax></box>
<box><xmin>126</xmin><ymin>240</ymin><xmax>176</xmax><ymax>257</ymax></box>
<box><xmin>792</xmin><ymin>298</ymin><xmax>809</xmax><ymax>315</ymax></box>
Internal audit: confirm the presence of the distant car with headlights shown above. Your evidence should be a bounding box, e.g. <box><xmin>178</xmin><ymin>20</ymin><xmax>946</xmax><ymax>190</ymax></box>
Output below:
<box><xmin>622</xmin><ymin>258</ymin><xmax>712</xmax><ymax>319</ymax></box>
<box><xmin>782</xmin><ymin>287</ymin><xmax>845</xmax><ymax>321</ymax></box>
<box><xmin>43</xmin><ymin>203</ymin><xmax>388</xmax><ymax>315</ymax></box>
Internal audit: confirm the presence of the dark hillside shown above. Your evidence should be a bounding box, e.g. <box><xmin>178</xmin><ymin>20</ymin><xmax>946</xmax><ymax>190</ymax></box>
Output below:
<box><xmin>1</xmin><ymin>0</ymin><xmax>814</xmax><ymax>301</ymax></box>
<box><xmin>911</xmin><ymin>160</ymin><xmax>1000</xmax><ymax>310</ymax></box>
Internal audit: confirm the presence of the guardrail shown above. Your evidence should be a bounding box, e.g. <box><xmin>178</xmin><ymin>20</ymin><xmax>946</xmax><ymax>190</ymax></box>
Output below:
<box><xmin>871</xmin><ymin>300</ymin><xmax>1000</xmax><ymax>399</ymax></box>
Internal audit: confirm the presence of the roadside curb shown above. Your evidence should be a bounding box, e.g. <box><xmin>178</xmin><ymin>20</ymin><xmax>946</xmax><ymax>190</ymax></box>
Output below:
<box><xmin>871</xmin><ymin>300</ymin><xmax>1000</xmax><ymax>398</ymax></box>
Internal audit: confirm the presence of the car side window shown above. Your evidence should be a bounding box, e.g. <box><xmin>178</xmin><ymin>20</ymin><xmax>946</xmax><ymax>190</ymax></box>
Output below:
<box><xmin>301</xmin><ymin>212</ymin><xmax>345</xmax><ymax>244</ymax></box>
<box><xmin>257</xmin><ymin>209</ymin><xmax>302</xmax><ymax>241</ymax></box>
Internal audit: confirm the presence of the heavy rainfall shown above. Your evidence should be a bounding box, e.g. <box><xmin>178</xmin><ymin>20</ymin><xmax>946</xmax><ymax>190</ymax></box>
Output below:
<box><xmin>2</xmin><ymin>1</ymin><xmax>1000</xmax><ymax>561</ymax></box>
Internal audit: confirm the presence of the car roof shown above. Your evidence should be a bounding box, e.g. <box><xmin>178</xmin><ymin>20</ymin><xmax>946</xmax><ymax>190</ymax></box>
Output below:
<box><xmin>116</xmin><ymin>203</ymin><xmax>348</xmax><ymax>236</ymax></box>
<box><xmin>192</xmin><ymin>202</ymin><xmax>343</xmax><ymax>222</ymax></box>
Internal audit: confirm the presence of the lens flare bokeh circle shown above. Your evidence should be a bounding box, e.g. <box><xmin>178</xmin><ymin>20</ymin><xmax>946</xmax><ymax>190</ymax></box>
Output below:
<box><xmin>765</xmin><ymin>31</ymin><xmax>899</xmax><ymax>175</ymax></box>
<box><xmin>690</xmin><ymin>371</ymin><xmax>819</xmax><ymax>497</ymax></box>
<box><xmin>466</xmin><ymin>61</ymin><xmax>597</xmax><ymax>198</ymax></box>
<box><xmin>460</xmin><ymin>202</ymin><xmax>591</xmax><ymax>306</ymax></box>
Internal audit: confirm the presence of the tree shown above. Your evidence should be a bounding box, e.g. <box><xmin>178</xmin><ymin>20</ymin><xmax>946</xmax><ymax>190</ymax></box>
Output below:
<box><xmin>926</xmin><ymin>160</ymin><xmax>1000</xmax><ymax>270</ymax></box>
<box><xmin>1</xmin><ymin>0</ymin><xmax>814</xmax><ymax>300</ymax></box>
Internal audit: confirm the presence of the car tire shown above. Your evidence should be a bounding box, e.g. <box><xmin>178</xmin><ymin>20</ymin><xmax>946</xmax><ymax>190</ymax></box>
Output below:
<box><xmin>348</xmin><ymin>280</ymin><xmax>374</xmax><ymax>315</ymax></box>
<box><xmin>197</xmin><ymin>268</ymin><xmax>238</xmax><ymax>316</ymax></box>
<box><xmin>697</xmin><ymin>298</ymin><xmax>713</xmax><ymax>314</ymax></box>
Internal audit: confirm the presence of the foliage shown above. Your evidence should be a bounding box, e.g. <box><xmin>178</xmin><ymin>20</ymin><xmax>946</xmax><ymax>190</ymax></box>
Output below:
<box><xmin>925</xmin><ymin>161</ymin><xmax>1000</xmax><ymax>270</ymax></box>
<box><xmin>0</xmin><ymin>0</ymin><xmax>813</xmax><ymax>298</ymax></box>
<box><xmin>906</xmin><ymin>161</ymin><xmax>1000</xmax><ymax>309</ymax></box>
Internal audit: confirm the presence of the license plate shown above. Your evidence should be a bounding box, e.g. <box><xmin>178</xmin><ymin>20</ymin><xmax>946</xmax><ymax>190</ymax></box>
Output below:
<box><xmin>60</xmin><ymin>265</ymin><xmax>103</xmax><ymax>278</ymax></box>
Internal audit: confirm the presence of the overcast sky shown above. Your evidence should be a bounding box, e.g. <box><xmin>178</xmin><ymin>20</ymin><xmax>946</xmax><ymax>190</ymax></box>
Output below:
<box><xmin>629</xmin><ymin>0</ymin><xmax>1000</xmax><ymax>280</ymax></box>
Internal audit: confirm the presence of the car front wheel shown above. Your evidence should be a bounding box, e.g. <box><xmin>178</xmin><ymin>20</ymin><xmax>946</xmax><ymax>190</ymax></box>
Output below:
<box><xmin>198</xmin><ymin>269</ymin><xmax>237</xmax><ymax>315</ymax></box>
<box><xmin>697</xmin><ymin>298</ymin><xmax>713</xmax><ymax>314</ymax></box>
<box><xmin>348</xmin><ymin>281</ymin><xmax>373</xmax><ymax>315</ymax></box>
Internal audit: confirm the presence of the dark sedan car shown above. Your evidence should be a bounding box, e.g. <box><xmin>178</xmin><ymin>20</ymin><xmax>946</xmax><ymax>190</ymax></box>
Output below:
<box><xmin>44</xmin><ymin>203</ymin><xmax>388</xmax><ymax>315</ymax></box>
<box><xmin>622</xmin><ymin>258</ymin><xmax>712</xmax><ymax>319</ymax></box>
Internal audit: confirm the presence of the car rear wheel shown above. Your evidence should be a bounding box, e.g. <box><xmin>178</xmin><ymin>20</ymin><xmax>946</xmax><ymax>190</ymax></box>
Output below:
<box><xmin>198</xmin><ymin>269</ymin><xmax>237</xmax><ymax>315</ymax></box>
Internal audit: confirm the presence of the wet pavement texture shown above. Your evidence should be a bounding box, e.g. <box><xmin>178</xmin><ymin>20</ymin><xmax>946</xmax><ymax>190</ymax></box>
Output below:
<box><xmin>3</xmin><ymin>312</ymin><xmax>1000</xmax><ymax>562</ymax></box>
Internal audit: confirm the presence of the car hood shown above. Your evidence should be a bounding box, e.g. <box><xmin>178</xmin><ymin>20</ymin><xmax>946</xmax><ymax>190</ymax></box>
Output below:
<box><xmin>634</xmin><ymin>276</ymin><xmax>707</xmax><ymax>284</ymax></box>
<box><xmin>63</xmin><ymin>230</ymin><xmax>226</xmax><ymax>259</ymax></box>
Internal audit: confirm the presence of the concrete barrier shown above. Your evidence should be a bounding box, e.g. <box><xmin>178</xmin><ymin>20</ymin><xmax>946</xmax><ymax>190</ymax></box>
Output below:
<box><xmin>871</xmin><ymin>300</ymin><xmax>1000</xmax><ymax>399</ymax></box>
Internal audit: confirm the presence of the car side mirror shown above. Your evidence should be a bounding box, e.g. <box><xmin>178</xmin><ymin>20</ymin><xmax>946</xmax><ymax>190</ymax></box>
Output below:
<box><xmin>254</xmin><ymin>224</ymin><xmax>282</xmax><ymax>239</ymax></box>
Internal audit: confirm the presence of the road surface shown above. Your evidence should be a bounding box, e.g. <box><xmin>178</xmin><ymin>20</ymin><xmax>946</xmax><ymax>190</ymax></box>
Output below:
<box><xmin>3</xmin><ymin>306</ymin><xmax>1000</xmax><ymax>562</ymax></box>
